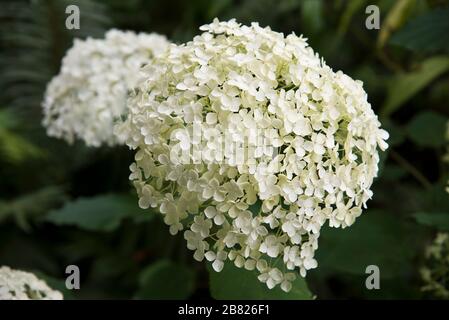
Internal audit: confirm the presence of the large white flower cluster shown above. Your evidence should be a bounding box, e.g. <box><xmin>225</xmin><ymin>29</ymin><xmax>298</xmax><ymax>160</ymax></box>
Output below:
<box><xmin>0</xmin><ymin>266</ymin><xmax>63</xmax><ymax>300</ymax></box>
<box><xmin>119</xmin><ymin>19</ymin><xmax>389</xmax><ymax>291</ymax></box>
<box><xmin>43</xmin><ymin>29</ymin><xmax>169</xmax><ymax>147</ymax></box>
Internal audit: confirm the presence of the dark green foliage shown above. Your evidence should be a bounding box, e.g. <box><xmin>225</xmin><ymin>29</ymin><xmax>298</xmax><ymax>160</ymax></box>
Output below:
<box><xmin>317</xmin><ymin>210</ymin><xmax>423</xmax><ymax>278</ymax></box>
<box><xmin>209</xmin><ymin>262</ymin><xmax>313</xmax><ymax>300</ymax></box>
<box><xmin>135</xmin><ymin>260</ymin><xmax>195</xmax><ymax>299</ymax></box>
<box><xmin>414</xmin><ymin>212</ymin><xmax>449</xmax><ymax>231</ymax></box>
<box><xmin>390</xmin><ymin>7</ymin><xmax>449</xmax><ymax>53</ymax></box>
<box><xmin>46</xmin><ymin>194</ymin><xmax>150</xmax><ymax>231</ymax></box>
<box><xmin>406</xmin><ymin>111</ymin><xmax>448</xmax><ymax>147</ymax></box>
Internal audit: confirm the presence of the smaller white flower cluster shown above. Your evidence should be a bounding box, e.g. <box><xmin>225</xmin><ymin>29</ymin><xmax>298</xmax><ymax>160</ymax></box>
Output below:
<box><xmin>0</xmin><ymin>266</ymin><xmax>63</xmax><ymax>300</ymax></box>
<box><xmin>43</xmin><ymin>29</ymin><xmax>169</xmax><ymax>147</ymax></box>
<box><xmin>120</xmin><ymin>19</ymin><xmax>388</xmax><ymax>292</ymax></box>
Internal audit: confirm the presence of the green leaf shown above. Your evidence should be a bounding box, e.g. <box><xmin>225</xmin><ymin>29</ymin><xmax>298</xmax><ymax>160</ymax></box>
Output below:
<box><xmin>0</xmin><ymin>186</ymin><xmax>67</xmax><ymax>231</ymax></box>
<box><xmin>0</xmin><ymin>109</ymin><xmax>44</xmax><ymax>164</ymax></box>
<box><xmin>0</xmin><ymin>108</ymin><xmax>18</xmax><ymax>129</ymax></box>
<box><xmin>301</xmin><ymin>0</ymin><xmax>324</xmax><ymax>34</ymax></box>
<box><xmin>414</xmin><ymin>212</ymin><xmax>449</xmax><ymax>231</ymax></box>
<box><xmin>316</xmin><ymin>210</ymin><xmax>419</xmax><ymax>278</ymax></box>
<box><xmin>381</xmin><ymin>56</ymin><xmax>449</xmax><ymax>117</ymax></box>
<box><xmin>46</xmin><ymin>193</ymin><xmax>147</xmax><ymax>231</ymax></box>
<box><xmin>406</xmin><ymin>111</ymin><xmax>448</xmax><ymax>147</ymax></box>
<box><xmin>421</xmin><ymin>182</ymin><xmax>449</xmax><ymax>212</ymax></box>
<box><xmin>382</xmin><ymin>119</ymin><xmax>405</xmax><ymax>147</ymax></box>
<box><xmin>0</xmin><ymin>0</ymin><xmax>110</xmax><ymax>110</ymax></box>
<box><xmin>33</xmin><ymin>271</ymin><xmax>75</xmax><ymax>300</ymax></box>
<box><xmin>209</xmin><ymin>262</ymin><xmax>313</xmax><ymax>300</ymax></box>
<box><xmin>338</xmin><ymin>0</ymin><xmax>367</xmax><ymax>36</ymax></box>
<box><xmin>390</xmin><ymin>7</ymin><xmax>449</xmax><ymax>53</ymax></box>
<box><xmin>381</xmin><ymin>164</ymin><xmax>407</xmax><ymax>181</ymax></box>
<box><xmin>0</xmin><ymin>127</ymin><xmax>44</xmax><ymax>163</ymax></box>
<box><xmin>135</xmin><ymin>260</ymin><xmax>195</xmax><ymax>299</ymax></box>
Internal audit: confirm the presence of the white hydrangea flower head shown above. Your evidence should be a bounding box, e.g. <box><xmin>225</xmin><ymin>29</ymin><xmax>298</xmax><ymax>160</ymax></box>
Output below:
<box><xmin>0</xmin><ymin>266</ymin><xmax>63</xmax><ymax>300</ymax></box>
<box><xmin>43</xmin><ymin>29</ymin><xmax>170</xmax><ymax>147</ymax></box>
<box><xmin>119</xmin><ymin>19</ymin><xmax>389</xmax><ymax>291</ymax></box>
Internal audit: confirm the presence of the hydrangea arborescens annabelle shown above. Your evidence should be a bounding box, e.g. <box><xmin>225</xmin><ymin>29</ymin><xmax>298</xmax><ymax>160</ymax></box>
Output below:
<box><xmin>0</xmin><ymin>266</ymin><xmax>63</xmax><ymax>300</ymax></box>
<box><xmin>118</xmin><ymin>19</ymin><xmax>389</xmax><ymax>292</ymax></box>
<box><xmin>43</xmin><ymin>29</ymin><xmax>169</xmax><ymax>147</ymax></box>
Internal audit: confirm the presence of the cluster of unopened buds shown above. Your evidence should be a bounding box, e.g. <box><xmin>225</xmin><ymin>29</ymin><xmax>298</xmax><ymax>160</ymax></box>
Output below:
<box><xmin>44</xmin><ymin>19</ymin><xmax>388</xmax><ymax>292</ymax></box>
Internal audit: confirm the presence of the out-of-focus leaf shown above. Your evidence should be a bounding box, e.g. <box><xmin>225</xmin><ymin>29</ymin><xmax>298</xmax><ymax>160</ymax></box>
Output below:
<box><xmin>414</xmin><ymin>212</ymin><xmax>449</xmax><ymax>231</ymax></box>
<box><xmin>377</xmin><ymin>146</ymin><xmax>389</xmax><ymax>175</ymax></box>
<box><xmin>89</xmin><ymin>254</ymin><xmax>137</xmax><ymax>280</ymax></box>
<box><xmin>381</xmin><ymin>56</ymin><xmax>449</xmax><ymax>117</ymax></box>
<box><xmin>0</xmin><ymin>108</ymin><xmax>17</xmax><ymax>129</ymax></box>
<box><xmin>0</xmin><ymin>128</ymin><xmax>44</xmax><ymax>163</ymax></box>
<box><xmin>382</xmin><ymin>119</ymin><xmax>406</xmax><ymax>147</ymax></box>
<box><xmin>381</xmin><ymin>164</ymin><xmax>408</xmax><ymax>181</ymax></box>
<box><xmin>338</xmin><ymin>0</ymin><xmax>367</xmax><ymax>36</ymax></box>
<box><xmin>301</xmin><ymin>0</ymin><xmax>324</xmax><ymax>34</ymax></box>
<box><xmin>406</xmin><ymin>111</ymin><xmax>448</xmax><ymax>147</ymax></box>
<box><xmin>0</xmin><ymin>109</ymin><xmax>44</xmax><ymax>163</ymax></box>
<box><xmin>390</xmin><ymin>7</ymin><xmax>449</xmax><ymax>53</ymax></box>
<box><xmin>277</xmin><ymin>0</ymin><xmax>302</xmax><ymax>13</ymax></box>
<box><xmin>0</xmin><ymin>186</ymin><xmax>67</xmax><ymax>231</ymax></box>
<box><xmin>46</xmin><ymin>194</ymin><xmax>148</xmax><ymax>231</ymax></box>
<box><xmin>209</xmin><ymin>262</ymin><xmax>313</xmax><ymax>300</ymax></box>
<box><xmin>430</xmin><ymin>79</ymin><xmax>449</xmax><ymax>105</ymax></box>
<box><xmin>422</xmin><ymin>182</ymin><xmax>449</xmax><ymax>212</ymax></box>
<box><xmin>317</xmin><ymin>210</ymin><xmax>419</xmax><ymax>278</ymax></box>
<box><xmin>0</xmin><ymin>0</ymin><xmax>110</xmax><ymax>110</ymax></box>
<box><xmin>135</xmin><ymin>260</ymin><xmax>195</xmax><ymax>299</ymax></box>
<box><xmin>54</xmin><ymin>231</ymin><xmax>110</xmax><ymax>261</ymax></box>
<box><xmin>207</xmin><ymin>0</ymin><xmax>232</xmax><ymax>19</ymax></box>
<box><xmin>353</xmin><ymin>65</ymin><xmax>386</xmax><ymax>97</ymax></box>
<box><xmin>377</xmin><ymin>0</ymin><xmax>415</xmax><ymax>48</ymax></box>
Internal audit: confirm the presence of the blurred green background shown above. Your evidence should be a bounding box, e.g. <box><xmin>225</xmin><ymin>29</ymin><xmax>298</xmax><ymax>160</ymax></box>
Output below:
<box><xmin>1</xmin><ymin>0</ymin><xmax>449</xmax><ymax>299</ymax></box>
